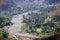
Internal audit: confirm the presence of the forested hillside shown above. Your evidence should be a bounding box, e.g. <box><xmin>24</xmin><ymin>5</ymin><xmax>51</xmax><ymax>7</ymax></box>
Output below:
<box><xmin>0</xmin><ymin>0</ymin><xmax>60</xmax><ymax>40</ymax></box>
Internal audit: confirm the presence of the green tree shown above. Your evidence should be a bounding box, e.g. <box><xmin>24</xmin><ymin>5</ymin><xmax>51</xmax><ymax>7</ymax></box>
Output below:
<box><xmin>0</xmin><ymin>16</ymin><xmax>10</xmax><ymax>28</ymax></box>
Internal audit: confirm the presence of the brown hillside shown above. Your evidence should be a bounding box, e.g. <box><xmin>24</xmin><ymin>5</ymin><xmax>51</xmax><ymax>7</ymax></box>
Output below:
<box><xmin>0</xmin><ymin>0</ymin><xmax>5</xmax><ymax>5</ymax></box>
<box><xmin>47</xmin><ymin>9</ymin><xmax>60</xmax><ymax>17</ymax></box>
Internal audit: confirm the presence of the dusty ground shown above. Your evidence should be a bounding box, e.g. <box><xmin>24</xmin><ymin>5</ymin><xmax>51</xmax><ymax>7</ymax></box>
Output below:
<box><xmin>3</xmin><ymin>11</ymin><xmax>40</xmax><ymax>40</ymax></box>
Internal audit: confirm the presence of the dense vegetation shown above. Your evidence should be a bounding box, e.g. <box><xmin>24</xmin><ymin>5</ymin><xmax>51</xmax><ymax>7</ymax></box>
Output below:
<box><xmin>0</xmin><ymin>16</ymin><xmax>11</xmax><ymax>28</ymax></box>
<box><xmin>22</xmin><ymin>11</ymin><xmax>60</xmax><ymax>37</ymax></box>
<box><xmin>0</xmin><ymin>0</ymin><xmax>60</xmax><ymax>40</ymax></box>
<box><xmin>0</xmin><ymin>29</ymin><xmax>14</xmax><ymax>40</ymax></box>
<box><xmin>0</xmin><ymin>16</ymin><xmax>14</xmax><ymax>40</ymax></box>
<box><xmin>0</xmin><ymin>4</ymin><xmax>57</xmax><ymax>18</ymax></box>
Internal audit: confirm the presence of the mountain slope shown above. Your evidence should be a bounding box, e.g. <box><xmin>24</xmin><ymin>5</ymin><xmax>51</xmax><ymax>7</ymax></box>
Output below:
<box><xmin>0</xmin><ymin>0</ymin><xmax>60</xmax><ymax>11</ymax></box>
<box><xmin>44</xmin><ymin>0</ymin><xmax>60</xmax><ymax>4</ymax></box>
